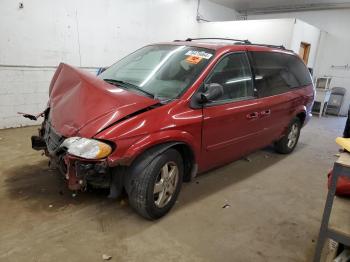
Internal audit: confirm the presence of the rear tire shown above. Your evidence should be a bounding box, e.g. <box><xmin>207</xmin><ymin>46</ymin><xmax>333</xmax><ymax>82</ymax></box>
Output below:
<box><xmin>125</xmin><ymin>149</ymin><xmax>183</xmax><ymax>220</ymax></box>
<box><xmin>274</xmin><ymin>118</ymin><xmax>301</xmax><ymax>154</ymax></box>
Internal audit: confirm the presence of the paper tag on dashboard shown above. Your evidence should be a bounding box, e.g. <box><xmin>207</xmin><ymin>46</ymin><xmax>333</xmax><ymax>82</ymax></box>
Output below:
<box><xmin>185</xmin><ymin>50</ymin><xmax>213</xmax><ymax>59</ymax></box>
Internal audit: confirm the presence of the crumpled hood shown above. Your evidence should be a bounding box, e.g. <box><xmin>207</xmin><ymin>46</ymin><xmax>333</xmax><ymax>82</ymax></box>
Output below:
<box><xmin>48</xmin><ymin>63</ymin><xmax>159</xmax><ymax>138</ymax></box>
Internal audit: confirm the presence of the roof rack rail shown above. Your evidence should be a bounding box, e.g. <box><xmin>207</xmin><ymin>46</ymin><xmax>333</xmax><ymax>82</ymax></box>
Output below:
<box><xmin>174</xmin><ymin>38</ymin><xmax>288</xmax><ymax>51</ymax></box>
<box><xmin>243</xmin><ymin>43</ymin><xmax>286</xmax><ymax>50</ymax></box>
<box><xmin>176</xmin><ymin>37</ymin><xmax>252</xmax><ymax>44</ymax></box>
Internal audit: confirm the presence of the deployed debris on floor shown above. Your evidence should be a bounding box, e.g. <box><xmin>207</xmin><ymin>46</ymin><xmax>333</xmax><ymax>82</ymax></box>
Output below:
<box><xmin>222</xmin><ymin>203</ymin><xmax>231</xmax><ymax>209</ymax></box>
<box><xmin>102</xmin><ymin>254</ymin><xmax>112</xmax><ymax>260</ymax></box>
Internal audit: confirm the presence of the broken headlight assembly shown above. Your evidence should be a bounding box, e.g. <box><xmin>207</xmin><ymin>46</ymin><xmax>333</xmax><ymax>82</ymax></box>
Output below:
<box><xmin>61</xmin><ymin>137</ymin><xmax>113</xmax><ymax>159</ymax></box>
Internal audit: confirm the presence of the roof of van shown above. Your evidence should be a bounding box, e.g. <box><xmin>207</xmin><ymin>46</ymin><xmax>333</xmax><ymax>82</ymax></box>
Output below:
<box><xmin>156</xmin><ymin>38</ymin><xmax>295</xmax><ymax>54</ymax></box>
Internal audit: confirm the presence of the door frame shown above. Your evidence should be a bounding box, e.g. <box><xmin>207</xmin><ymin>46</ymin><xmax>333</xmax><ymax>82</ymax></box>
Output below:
<box><xmin>299</xmin><ymin>42</ymin><xmax>311</xmax><ymax>65</ymax></box>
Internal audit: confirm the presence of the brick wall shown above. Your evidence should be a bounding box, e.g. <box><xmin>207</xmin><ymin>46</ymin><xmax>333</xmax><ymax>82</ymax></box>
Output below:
<box><xmin>0</xmin><ymin>67</ymin><xmax>97</xmax><ymax>129</ymax></box>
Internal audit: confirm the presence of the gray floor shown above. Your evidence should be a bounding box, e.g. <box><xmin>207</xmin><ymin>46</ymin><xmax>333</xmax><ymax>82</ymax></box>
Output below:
<box><xmin>0</xmin><ymin>116</ymin><xmax>346</xmax><ymax>262</ymax></box>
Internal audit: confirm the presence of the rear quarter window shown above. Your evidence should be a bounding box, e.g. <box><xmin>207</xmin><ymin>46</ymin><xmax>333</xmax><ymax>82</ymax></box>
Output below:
<box><xmin>250</xmin><ymin>51</ymin><xmax>312</xmax><ymax>98</ymax></box>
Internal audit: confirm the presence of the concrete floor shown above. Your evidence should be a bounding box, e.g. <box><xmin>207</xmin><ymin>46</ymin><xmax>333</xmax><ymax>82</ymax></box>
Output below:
<box><xmin>0</xmin><ymin>116</ymin><xmax>346</xmax><ymax>262</ymax></box>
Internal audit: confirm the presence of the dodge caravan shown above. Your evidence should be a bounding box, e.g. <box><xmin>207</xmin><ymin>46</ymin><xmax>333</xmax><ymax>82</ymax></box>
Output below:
<box><xmin>28</xmin><ymin>38</ymin><xmax>315</xmax><ymax>219</ymax></box>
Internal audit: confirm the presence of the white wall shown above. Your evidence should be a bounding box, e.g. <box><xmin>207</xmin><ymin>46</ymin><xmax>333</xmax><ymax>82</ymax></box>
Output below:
<box><xmin>198</xmin><ymin>19</ymin><xmax>295</xmax><ymax>48</ymax></box>
<box><xmin>0</xmin><ymin>0</ymin><xmax>237</xmax><ymax>68</ymax></box>
<box><xmin>0</xmin><ymin>0</ymin><xmax>237</xmax><ymax>129</ymax></box>
<box><xmin>198</xmin><ymin>0</ymin><xmax>239</xmax><ymax>22</ymax></box>
<box><xmin>248</xmin><ymin>10</ymin><xmax>350</xmax><ymax>115</ymax></box>
<box><xmin>290</xmin><ymin>19</ymin><xmax>320</xmax><ymax>68</ymax></box>
<box><xmin>198</xmin><ymin>18</ymin><xmax>320</xmax><ymax>68</ymax></box>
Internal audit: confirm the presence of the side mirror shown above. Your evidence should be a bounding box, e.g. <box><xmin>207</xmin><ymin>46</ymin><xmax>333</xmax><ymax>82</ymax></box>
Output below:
<box><xmin>197</xmin><ymin>83</ymin><xmax>224</xmax><ymax>104</ymax></box>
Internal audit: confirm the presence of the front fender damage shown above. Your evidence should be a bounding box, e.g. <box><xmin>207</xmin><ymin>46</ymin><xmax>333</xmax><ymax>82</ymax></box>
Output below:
<box><xmin>53</xmin><ymin>153</ymin><xmax>124</xmax><ymax>198</ymax></box>
<box><xmin>30</xmin><ymin>118</ymin><xmax>125</xmax><ymax>198</ymax></box>
<box><xmin>63</xmin><ymin>155</ymin><xmax>109</xmax><ymax>191</ymax></box>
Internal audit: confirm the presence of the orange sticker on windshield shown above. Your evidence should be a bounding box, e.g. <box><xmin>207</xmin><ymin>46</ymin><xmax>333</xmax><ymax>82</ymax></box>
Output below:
<box><xmin>186</xmin><ymin>56</ymin><xmax>202</xmax><ymax>64</ymax></box>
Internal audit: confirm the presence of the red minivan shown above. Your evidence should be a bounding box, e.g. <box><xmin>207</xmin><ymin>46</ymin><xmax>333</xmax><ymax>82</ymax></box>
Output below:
<box><xmin>30</xmin><ymin>38</ymin><xmax>314</xmax><ymax>219</ymax></box>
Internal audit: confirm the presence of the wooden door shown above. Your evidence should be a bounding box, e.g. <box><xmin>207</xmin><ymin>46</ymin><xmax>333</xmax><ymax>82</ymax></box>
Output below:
<box><xmin>299</xmin><ymin>42</ymin><xmax>311</xmax><ymax>64</ymax></box>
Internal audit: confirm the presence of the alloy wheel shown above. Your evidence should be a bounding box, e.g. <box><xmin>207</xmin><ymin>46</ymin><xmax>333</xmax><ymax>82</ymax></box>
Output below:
<box><xmin>287</xmin><ymin>123</ymin><xmax>299</xmax><ymax>149</ymax></box>
<box><xmin>153</xmin><ymin>161</ymin><xmax>179</xmax><ymax>208</ymax></box>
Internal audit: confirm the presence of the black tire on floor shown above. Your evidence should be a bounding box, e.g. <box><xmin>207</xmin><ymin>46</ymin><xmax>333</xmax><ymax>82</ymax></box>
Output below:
<box><xmin>125</xmin><ymin>148</ymin><xmax>183</xmax><ymax>220</ymax></box>
<box><xmin>274</xmin><ymin>117</ymin><xmax>301</xmax><ymax>154</ymax></box>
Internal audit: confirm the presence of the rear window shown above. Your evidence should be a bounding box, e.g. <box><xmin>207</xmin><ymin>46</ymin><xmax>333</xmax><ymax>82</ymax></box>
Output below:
<box><xmin>250</xmin><ymin>52</ymin><xmax>312</xmax><ymax>98</ymax></box>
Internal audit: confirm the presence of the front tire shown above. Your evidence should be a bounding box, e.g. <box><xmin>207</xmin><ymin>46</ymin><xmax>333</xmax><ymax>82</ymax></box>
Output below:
<box><xmin>125</xmin><ymin>149</ymin><xmax>183</xmax><ymax>220</ymax></box>
<box><xmin>274</xmin><ymin>118</ymin><xmax>301</xmax><ymax>154</ymax></box>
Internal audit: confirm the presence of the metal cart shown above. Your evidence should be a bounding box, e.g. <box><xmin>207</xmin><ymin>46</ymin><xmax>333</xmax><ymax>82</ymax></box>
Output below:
<box><xmin>314</xmin><ymin>152</ymin><xmax>350</xmax><ymax>261</ymax></box>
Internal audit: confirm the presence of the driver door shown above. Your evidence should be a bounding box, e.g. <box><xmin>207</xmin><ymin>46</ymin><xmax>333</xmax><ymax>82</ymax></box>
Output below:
<box><xmin>201</xmin><ymin>52</ymin><xmax>269</xmax><ymax>171</ymax></box>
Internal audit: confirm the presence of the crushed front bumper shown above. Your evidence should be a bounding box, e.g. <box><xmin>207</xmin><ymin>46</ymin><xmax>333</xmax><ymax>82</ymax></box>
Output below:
<box><xmin>62</xmin><ymin>156</ymin><xmax>110</xmax><ymax>190</ymax></box>
<box><xmin>31</xmin><ymin>122</ymin><xmax>112</xmax><ymax>191</ymax></box>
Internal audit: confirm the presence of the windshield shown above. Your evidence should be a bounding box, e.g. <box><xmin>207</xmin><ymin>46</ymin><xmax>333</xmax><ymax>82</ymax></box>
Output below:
<box><xmin>99</xmin><ymin>45</ymin><xmax>215</xmax><ymax>100</ymax></box>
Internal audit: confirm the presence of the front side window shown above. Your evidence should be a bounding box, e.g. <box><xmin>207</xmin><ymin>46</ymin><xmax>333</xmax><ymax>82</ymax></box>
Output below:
<box><xmin>99</xmin><ymin>45</ymin><xmax>215</xmax><ymax>100</ymax></box>
<box><xmin>205</xmin><ymin>52</ymin><xmax>254</xmax><ymax>103</ymax></box>
<box><xmin>250</xmin><ymin>51</ymin><xmax>312</xmax><ymax>98</ymax></box>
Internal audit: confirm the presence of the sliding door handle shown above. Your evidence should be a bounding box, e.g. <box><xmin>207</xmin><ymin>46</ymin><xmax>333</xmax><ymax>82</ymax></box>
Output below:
<box><xmin>260</xmin><ymin>109</ymin><xmax>271</xmax><ymax>116</ymax></box>
<box><xmin>246</xmin><ymin>112</ymin><xmax>259</xmax><ymax>119</ymax></box>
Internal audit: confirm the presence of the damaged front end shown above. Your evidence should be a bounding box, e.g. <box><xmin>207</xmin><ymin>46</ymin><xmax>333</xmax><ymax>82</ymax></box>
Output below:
<box><xmin>31</xmin><ymin>117</ymin><xmax>114</xmax><ymax>192</ymax></box>
<box><xmin>26</xmin><ymin>63</ymin><xmax>160</xmax><ymax>196</ymax></box>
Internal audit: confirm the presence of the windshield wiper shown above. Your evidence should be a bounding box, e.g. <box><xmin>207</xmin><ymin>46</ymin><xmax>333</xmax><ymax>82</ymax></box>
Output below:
<box><xmin>103</xmin><ymin>79</ymin><xmax>129</xmax><ymax>86</ymax></box>
<box><xmin>103</xmin><ymin>79</ymin><xmax>155</xmax><ymax>99</ymax></box>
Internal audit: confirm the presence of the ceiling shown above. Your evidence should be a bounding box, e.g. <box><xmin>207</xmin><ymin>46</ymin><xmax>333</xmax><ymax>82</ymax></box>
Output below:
<box><xmin>211</xmin><ymin>0</ymin><xmax>350</xmax><ymax>14</ymax></box>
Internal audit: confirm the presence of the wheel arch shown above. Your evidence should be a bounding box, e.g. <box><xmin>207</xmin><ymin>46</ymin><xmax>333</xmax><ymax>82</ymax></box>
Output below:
<box><xmin>127</xmin><ymin>141</ymin><xmax>197</xmax><ymax>182</ymax></box>
<box><xmin>292</xmin><ymin>104</ymin><xmax>307</xmax><ymax>126</ymax></box>
<box><xmin>296</xmin><ymin>110</ymin><xmax>306</xmax><ymax>126</ymax></box>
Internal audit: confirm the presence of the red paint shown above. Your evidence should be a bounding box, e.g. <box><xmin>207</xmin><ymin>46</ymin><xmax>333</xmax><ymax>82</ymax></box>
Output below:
<box><xmin>49</xmin><ymin>63</ymin><xmax>159</xmax><ymax>138</ymax></box>
<box><xmin>328</xmin><ymin>169</ymin><xmax>350</xmax><ymax>196</ymax></box>
<box><xmin>45</xmin><ymin>42</ymin><xmax>314</xmax><ymax>179</ymax></box>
